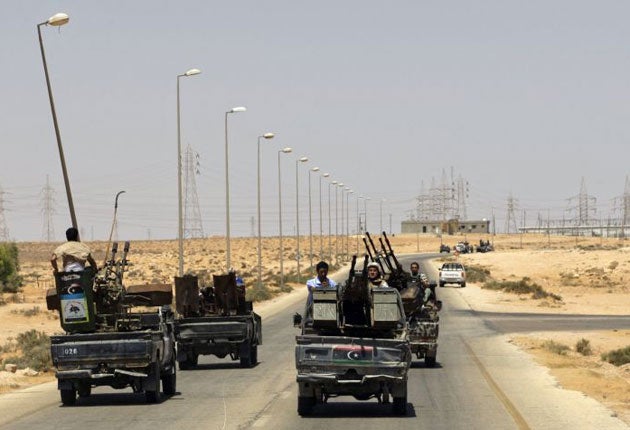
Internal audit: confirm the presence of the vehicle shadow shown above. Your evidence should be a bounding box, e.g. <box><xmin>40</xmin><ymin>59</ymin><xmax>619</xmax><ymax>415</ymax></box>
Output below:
<box><xmin>410</xmin><ymin>361</ymin><xmax>443</xmax><ymax>369</ymax></box>
<box><xmin>179</xmin><ymin>361</ymin><xmax>261</xmax><ymax>371</ymax></box>
<box><xmin>62</xmin><ymin>392</ymin><xmax>180</xmax><ymax>407</ymax></box>
<box><xmin>303</xmin><ymin>401</ymin><xmax>417</xmax><ymax>418</ymax></box>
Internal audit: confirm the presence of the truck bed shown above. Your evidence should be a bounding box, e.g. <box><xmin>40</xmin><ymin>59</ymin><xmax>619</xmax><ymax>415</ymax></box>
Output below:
<box><xmin>175</xmin><ymin>314</ymin><xmax>261</xmax><ymax>344</ymax></box>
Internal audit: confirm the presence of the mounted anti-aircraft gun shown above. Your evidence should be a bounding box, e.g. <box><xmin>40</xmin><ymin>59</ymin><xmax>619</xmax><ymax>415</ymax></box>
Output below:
<box><xmin>294</xmin><ymin>252</ymin><xmax>411</xmax><ymax>416</ymax></box>
<box><xmin>46</xmin><ymin>192</ymin><xmax>177</xmax><ymax>405</ymax></box>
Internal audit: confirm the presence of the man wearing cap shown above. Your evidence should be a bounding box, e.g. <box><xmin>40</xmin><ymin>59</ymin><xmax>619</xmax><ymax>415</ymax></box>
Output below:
<box><xmin>51</xmin><ymin>227</ymin><xmax>98</xmax><ymax>274</ymax></box>
<box><xmin>306</xmin><ymin>261</ymin><xmax>338</xmax><ymax>307</ymax></box>
<box><xmin>367</xmin><ymin>262</ymin><xmax>389</xmax><ymax>289</ymax></box>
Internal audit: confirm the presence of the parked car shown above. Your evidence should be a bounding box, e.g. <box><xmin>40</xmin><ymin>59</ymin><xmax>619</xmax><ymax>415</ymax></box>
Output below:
<box><xmin>439</xmin><ymin>244</ymin><xmax>451</xmax><ymax>253</ymax></box>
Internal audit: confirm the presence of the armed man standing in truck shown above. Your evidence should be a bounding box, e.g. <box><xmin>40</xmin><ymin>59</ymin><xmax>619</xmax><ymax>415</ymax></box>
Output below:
<box><xmin>51</xmin><ymin>227</ymin><xmax>98</xmax><ymax>274</ymax></box>
<box><xmin>306</xmin><ymin>261</ymin><xmax>337</xmax><ymax>311</ymax></box>
<box><xmin>409</xmin><ymin>261</ymin><xmax>432</xmax><ymax>304</ymax></box>
<box><xmin>366</xmin><ymin>262</ymin><xmax>389</xmax><ymax>289</ymax></box>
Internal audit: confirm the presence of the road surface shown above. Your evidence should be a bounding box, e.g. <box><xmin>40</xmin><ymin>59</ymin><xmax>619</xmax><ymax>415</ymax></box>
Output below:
<box><xmin>1</xmin><ymin>254</ymin><xmax>627</xmax><ymax>429</ymax></box>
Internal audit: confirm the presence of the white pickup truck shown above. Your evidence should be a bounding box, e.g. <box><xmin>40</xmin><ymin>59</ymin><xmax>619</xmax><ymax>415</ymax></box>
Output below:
<box><xmin>438</xmin><ymin>262</ymin><xmax>466</xmax><ymax>288</ymax></box>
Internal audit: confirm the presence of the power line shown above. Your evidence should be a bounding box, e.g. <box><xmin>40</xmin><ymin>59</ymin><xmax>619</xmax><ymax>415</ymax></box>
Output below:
<box><xmin>183</xmin><ymin>144</ymin><xmax>205</xmax><ymax>238</ymax></box>
<box><xmin>40</xmin><ymin>175</ymin><xmax>56</xmax><ymax>242</ymax></box>
<box><xmin>0</xmin><ymin>183</ymin><xmax>9</xmax><ymax>241</ymax></box>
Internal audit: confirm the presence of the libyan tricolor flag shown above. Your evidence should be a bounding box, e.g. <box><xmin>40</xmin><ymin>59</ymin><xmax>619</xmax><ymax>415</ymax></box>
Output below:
<box><xmin>332</xmin><ymin>345</ymin><xmax>374</xmax><ymax>363</ymax></box>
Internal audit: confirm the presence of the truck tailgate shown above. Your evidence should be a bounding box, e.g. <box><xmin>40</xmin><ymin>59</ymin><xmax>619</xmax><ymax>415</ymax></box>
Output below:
<box><xmin>176</xmin><ymin>316</ymin><xmax>251</xmax><ymax>341</ymax></box>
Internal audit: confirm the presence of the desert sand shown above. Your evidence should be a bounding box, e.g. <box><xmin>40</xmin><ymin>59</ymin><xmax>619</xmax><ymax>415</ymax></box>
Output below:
<box><xmin>1</xmin><ymin>233</ymin><xmax>629</xmax><ymax>422</ymax></box>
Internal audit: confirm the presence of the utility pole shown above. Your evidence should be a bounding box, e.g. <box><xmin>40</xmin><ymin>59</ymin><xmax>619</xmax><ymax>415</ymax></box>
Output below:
<box><xmin>183</xmin><ymin>145</ymin><xmax>205</xmax><ymax>238</ymax></box>
<box><xmin>40</xmin><ymin>175</ymin><xmax>56</xmax><ymax>242</ymax></box>
<box><xmin>505</xmin><ymin>193</ymin><xmax>518</xmax><ymax>234</ymax></box>
<box><xmin>0</xmin><ymin>184</ymin><xmax>9</xmax><ymax>241</ymax></box>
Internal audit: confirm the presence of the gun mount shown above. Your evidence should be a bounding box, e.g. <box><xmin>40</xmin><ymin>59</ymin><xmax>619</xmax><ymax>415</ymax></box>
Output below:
<box><xmin>174</xmin><ymin>272</ymin><xmax>262</xmax><ymax>369</ymax></box>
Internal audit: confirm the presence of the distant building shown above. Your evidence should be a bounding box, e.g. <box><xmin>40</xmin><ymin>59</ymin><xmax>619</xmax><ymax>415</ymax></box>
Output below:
<box><xmin>401</xmin><ymin>219</ymin><xmax>490</xmax><ymax>235</ymax></box>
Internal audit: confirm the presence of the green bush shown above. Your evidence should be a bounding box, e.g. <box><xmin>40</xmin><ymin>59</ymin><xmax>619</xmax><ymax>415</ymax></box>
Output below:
<box><xmin>575</xmin><ymin>338</ymin><xmax>592</xmax><ymax>356</ymax></box>
<box><xmin>482</xmin><ymin>278</ymin><xmax>562</xmax><ymax>301</ymax></box>
<box><xmin>542</xmin><ymin>340</ymin><xmax>570</xmax><ymax>355</ymax></box>
<box><xmin>246</xmin><ymin>283</ymin><xmax>273</xmax><ymax>302</ymax></box>
<box><xmin>465</xmin><ymin>265</ymin><xmax>491</xmax><ymax>283</ymax></box>
<box><xmin>601</xmin><ymin>346</ymin><xmax>630</xmax><ymax>366</ymax></box>
<box><xmin>0</xmin><ymin>243</ymin><xmax>22</xmax><ymax>293</ymax></box>
<box><xmin>1</xmin><ymin>330</ymin><xmax>51</xmax><ymax>371</ymax></box>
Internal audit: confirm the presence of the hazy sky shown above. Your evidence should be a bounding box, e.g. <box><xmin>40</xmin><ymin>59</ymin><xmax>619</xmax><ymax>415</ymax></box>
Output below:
<box><xmin>1</xmin><ymin>1</ymin><xmax>629</xmax><ymax>241</ymax></box>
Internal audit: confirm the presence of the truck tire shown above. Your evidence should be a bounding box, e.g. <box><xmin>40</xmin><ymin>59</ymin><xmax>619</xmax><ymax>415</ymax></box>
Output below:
<box><xmin>146</xmin><ymin>361</ymin><xmax>161</xmax><ymax>404</ymax></box>
<box><xmin>60</xmin><ymin>388</ymin><xmax>77</xmax><ymax>406</ymax></box>
<box><xmin>297</xmin><ymin>396</ymin><xmax>315</xmax><ymax>416</ymax></box>
<box><xmin>425</xmin><ymin>355</ymin><xmax>437</xmax><ymax>368</ymax></box>
<box><xmin>439</xmin><ymin>282</ymin><xmax>445</xmax><ymax>288</ymax></box>
<box><xmin>251</xmin><ymin>345</ymin><xmax>258</xmax><ymax>365</ymax></box>
<box><xmin>240</xmin><ymin>342</ymin><xmax>253</xmax><ymax>368</ymax></box>
<box><xmin>77</xmin><ymin>382</ymin><xmax>91</xmax><ymax>398</ymax></box>
<box><xmin>162</xmin><ymin>357</ymin><xmax>177</xmax><ymax>396</ymax></box>
<box><xmin>179</xmin><ymin>352</ymin><xmax>198</xmax><ymax>370</ymax></box>
<box><xmin>460</xmin><ymin>282</ymin><xmax>466</xmax><ymax>288</ymax></box>
<box><xmin>392</xmin><ymin>396</ymin><xmax>407</xmax><ymax>415</ymax></box>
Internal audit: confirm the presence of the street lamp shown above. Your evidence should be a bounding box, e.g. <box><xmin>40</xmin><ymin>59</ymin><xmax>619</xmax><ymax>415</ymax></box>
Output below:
<box><xmin>319</xmin><ymin>172</ymin><xmax>330</xmax><ymax>258</ymax></box>
<box><xmin>364</xmin><ymin>196</ymin><xmax>371</xmax><ymax>233</ymax></box>
<box><xmin>336</xmin><ymin>182</ymin><xmax>344</xmax><ymax>264</ymax></box>
<box><xmin>295</xmin><ymin>157</ymin><xmax>309</xmax><ymax>283</ymax></box>
<box><xmin>356</xmin><ymin>195</ymin><xmax>362</xmax><ymax>254</ymax></box>
<box><xmin>225</xmin><ymin>106</ymin><xmax>247</xmax><ymax>271</ymax></box>
<box><xmin>308</xmin><ymin>167</ymin><xmax>320</xmax><ymax>275</ymax></box>
<box><xmin>380</xmin><ymin>198</ymin><xmax>386</xmax><ymax>234</ymax></box>
<box><xmin>37</xmin><ymin>13</ymin><xmax>77</xmax><ymax>234</ymax></box>
<box><xmin>278</xmin><ymin>147</ymin><xmax>292</xmax><ymax>289</ymax></box>
<box><xmin>346</xmin><ymin>188</ymin><xmax>353</xmax><ymax>259</ymax></box>
<box><xmin>257</xmin><ymin>132</ymin><xmax>275</xmax><ymax>288</ymax></box>
<box><xmin>329</xmin><ymin>180</ymin><xmax>337</xmax><ymax>262</ymax></box>
<box><xmin>176</xmin><ymin>68</ymin><xmax>201</xmax><ymax>276</ymax></box>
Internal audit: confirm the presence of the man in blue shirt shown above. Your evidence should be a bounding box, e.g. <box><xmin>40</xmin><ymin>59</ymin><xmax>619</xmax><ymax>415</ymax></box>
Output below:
<box><xmin>306</xmin><ymin>261</ymin><xmax>337</xmax><ymax>308</ymax></box>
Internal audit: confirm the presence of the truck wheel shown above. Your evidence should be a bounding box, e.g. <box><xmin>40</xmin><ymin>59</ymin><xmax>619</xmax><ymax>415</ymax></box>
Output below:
<box><xmin>146</xmin><ymin>362</ymin><xmax>161</xmax><ymax>403</ymax></box>
<box><xmin>297</xmin><ymin>396</ymin><xmax>315</xmax><ymax>416</ymax></box>
<box><xmin>77</xmin><ymin>382</ymin><xmax>91</xmax><ymax>398</ymax></box>
<box><xmin>60</xmin><ymin>388</ymin><xmax>77</xmax><ymax>406</ymax></box>
<box><xmin>460</xmin><ymin>282</ymin><xmax>466</xmax><ymax>288</ymax></box>
<box><xmin>251</xmin><ymin>345</ymin><xmax>258</xmax><ymax>365</ymax></box>
<box><xmin>425</xmin><ymin>355</ymin><xmax>437</xmax><ymax>368</ymax></box>
<box><xmin>162</xmin><ymin>357</ymin><xmax>177</xmax><ymax>396</ymax></box>
<box><xmin>240</xmin><ymin>342</ymin><xmax>253</xmax><ymax>368</ymax></box>
<box><xmin>439</xmin><ymin>282</ymin><xmax>445</xmax><ymax>288</ymax></box>
<box><xmin>392</xmin><ymin>396</ymin><xmax>407</xmax><ymax>415</ymax></box>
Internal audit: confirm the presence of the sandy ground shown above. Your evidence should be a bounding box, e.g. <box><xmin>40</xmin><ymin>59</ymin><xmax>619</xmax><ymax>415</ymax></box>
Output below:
<box><xmin>1</xmin><ymin>233</ymin><xmax>629</xmax><ymax>422</ymax></box>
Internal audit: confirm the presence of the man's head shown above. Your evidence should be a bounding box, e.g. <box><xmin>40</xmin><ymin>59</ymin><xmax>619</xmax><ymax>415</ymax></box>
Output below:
<box><xmin>316</xmin><ymin>261</ymin><xmax>329</xmax><ymax>279</ymax></box>
<box><xmin>410</xmin><ymin>262</ymin><xmax>420</xmax><ymax>275</ymax></box>
<box><xmin>367</xmin><ymin>262</ymin><xmax>380</xmax><ymax>280</ymax></box>
<box><xmin>65</xmin><ymin>227</ymin><xmax>79</xmax><ymax>242</ymax></box>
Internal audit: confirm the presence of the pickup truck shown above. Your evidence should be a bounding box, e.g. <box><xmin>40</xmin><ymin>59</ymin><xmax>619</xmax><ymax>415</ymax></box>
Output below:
<box><xmin>50</xmin><ymin>309</ymin><xmax>176</xmax><ymax>405</ymax></box>
<box><xmin>438</xmin><ymin>262</ymin><xmax>466</xmax><ymax>288</ymax></box>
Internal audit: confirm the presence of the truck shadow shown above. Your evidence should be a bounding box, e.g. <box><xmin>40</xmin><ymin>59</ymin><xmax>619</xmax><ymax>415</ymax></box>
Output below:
<box><xmin>410</xmin><ymin>361</ymin><xmax>443</xmax><ymax>369</ymax></box>
<box><xmin>303</xmin><ymin>401</ymin><xmax>417</xmax><ymax>418</ymax></box>
<box><xmin>180</xmin><ymin>362</ymin><xmax>261</xmax><ymax>371</ymax></box>
<box><xmin>62</xmin><ymin>392</ymin><xmax>180</xmax><ymax>407</ymax></box>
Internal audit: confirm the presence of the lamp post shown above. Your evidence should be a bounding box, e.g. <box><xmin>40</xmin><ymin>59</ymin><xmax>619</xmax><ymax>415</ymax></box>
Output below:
<box><xmin>356</xmin><ymin>195</ymin><xmax>362</xmax><ymax>254</ymax></box>
<box><xmin>329</xmin><ymin>180</ymin><xmax>337</xmax><ymax>262</ymax></box>
<box><xmin>364</xmin><ymin>196</ymin><xmax>371</xmax><ymax>233</ymax></box>
<box><xmin>37</xmin><ymin>13</ymin><xmax>77</xmax><ymax>234</ymax></box>
<box><xmin>176</xmin><ymin>68</ymin><xmax>201</xmax><ymax>276</ymax></box>
<box><xmin>257</xmin><ymin>132</ymin><xmax>275</xmax><ymax>288</ymax></box>
<box><xmin>224</xmin><ymin>106</ymin><xmax>247</xmax><ymax>271</ymax></box>
<box><xmin>335</xmin><ymin>182</ymin><xmax>343</xmax><ymax>264</ymax></box>
<box><xmin>380</xmin><ymin>198</ymin><xmax>386</xmax><ymax>234</ymax></box>
<box><xmin>346</xmin><ymin>188</ymin><xmax>353</xmax><ymax>259</ymax></box>
<box><xmin>295</xmin><ymin>156</ymin><xmax>308</xmax><ymax>283</ymax></box>
<box><xmin>319</xmin><ymin>172</ymin><xmax>329</xmax><ymax>258</ymax></box>
<box><xmin>278</xmin><ymin>147</ymin><xmax>292</xmax><ymax>289</ymax></box>
<box><xmin>308</xmin><ymin>167</ymin><xmax>320</xmax><ymax>275</ymax></box>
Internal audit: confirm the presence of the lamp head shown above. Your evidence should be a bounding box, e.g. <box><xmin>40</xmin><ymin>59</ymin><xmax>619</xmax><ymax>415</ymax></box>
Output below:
<box><xmin>229</xmin><ymin>106</ymin><xmax>247</xmax><ymax>113</ymax></box>
<box><xmin>332</xmin><ymin>180</ymin><xmax>338</xmax><ymax>185</ymax></box>
<box><xmin>299</xmin><ymin>157</ymin><xmax>308</xmax><ymax>163</ymax></box>
<box><xmin>47</xmin><ymin>13</ymin><xmax>69</xmax><ymax>26</ymax></box>
<box><xmin>323</xmin><ymin>173</ymin><xmax>330</xmax><ymax>178</ymax></box>
<box><xmin>311</xmin><ymin>167</ymin><xmax>320</xmax><ymax>172</ymax></box>
<box><xmin>281</xmin><ymin>147</ymin><xmax>292</xmax><ymax>153</ymax></box>
<box><xmin>263</xmin><ymin>133</ymin><xmax>275</xmax><ymax>139</ymax></box>
<box><xmin>338</xmin><ymin>183</ymin><xmax>344</xmax><ymax>187</ymax></box>
<box><xmin>184</xmin><ymin>68</ymin><xmax>201</xmax><ymax>76</ymax></box>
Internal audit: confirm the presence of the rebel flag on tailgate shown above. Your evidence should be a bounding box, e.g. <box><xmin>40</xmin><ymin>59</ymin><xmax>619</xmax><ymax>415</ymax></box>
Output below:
<box><xmin>332</xmin><ymin>345</ymin><xmax>373</xmax><ymax>363</ymax></box>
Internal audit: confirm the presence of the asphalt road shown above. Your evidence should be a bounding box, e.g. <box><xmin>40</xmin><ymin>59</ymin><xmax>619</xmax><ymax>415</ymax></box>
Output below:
<box><xmin>1</xmin><ymin>253</ymin><xmax>628</xmax><ymax>429</ymax></box>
